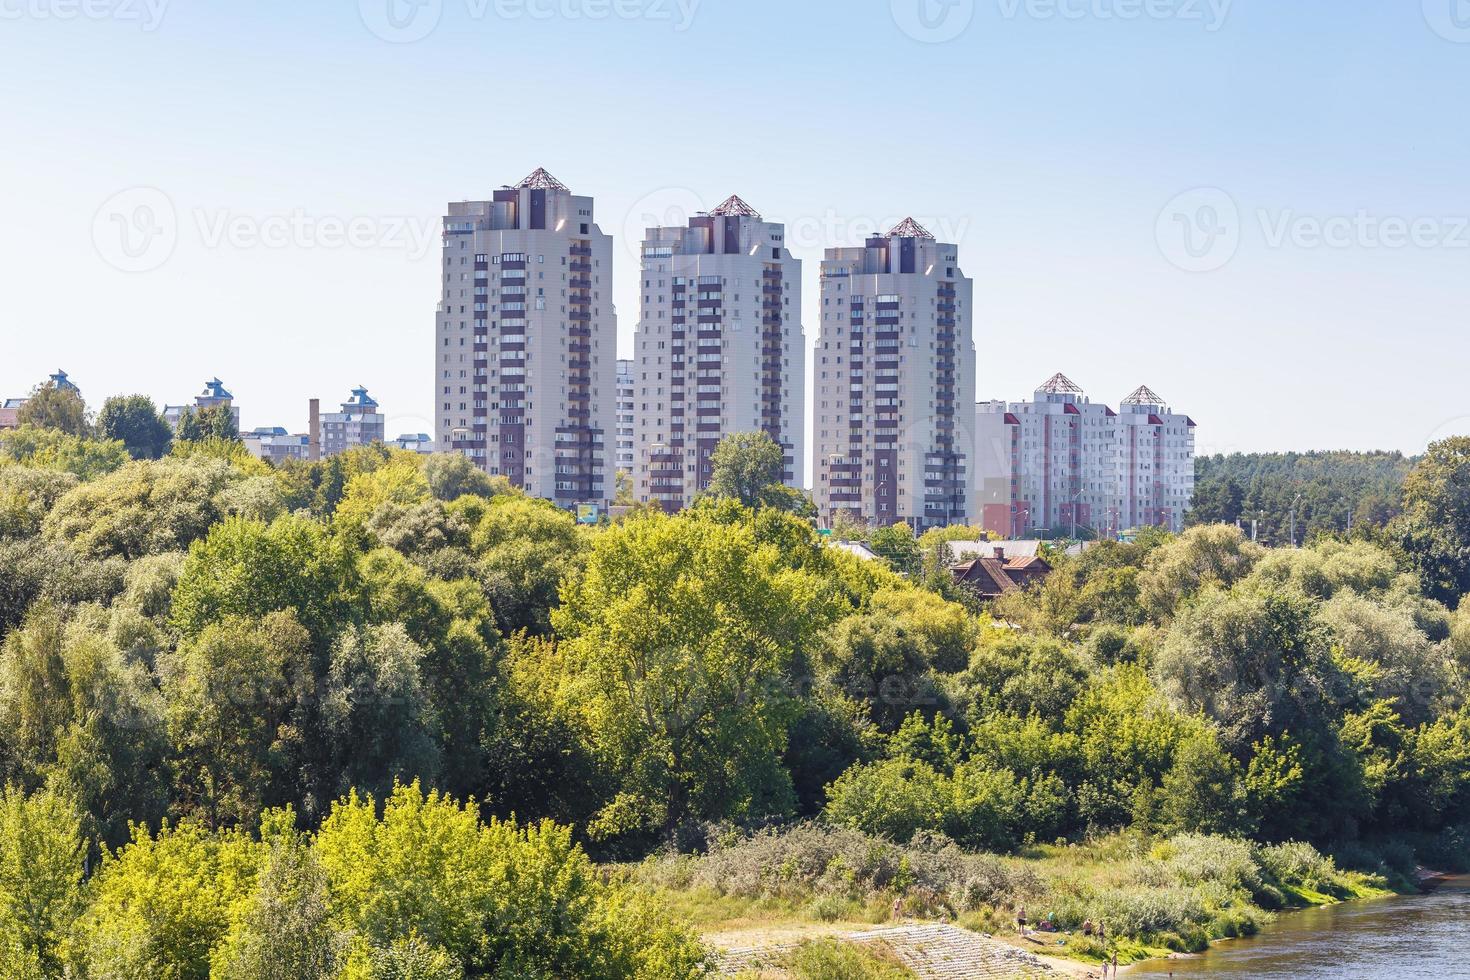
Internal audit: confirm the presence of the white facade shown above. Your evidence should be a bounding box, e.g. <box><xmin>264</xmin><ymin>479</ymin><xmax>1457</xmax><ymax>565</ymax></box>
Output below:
<box><xmin>615</xmin><ymin>358</ymin><xmax>634</xmax><ymax>475</ymax></box>
<box><xmin>632</xmin><ymin>195</ymin><xmax>804</xmax><ymax>511</ymax></box>
<box><xmin>813</xmin><ymin>219</ymin><xmax>975</xmax><ymax>530</ymax></box>
<box><xmin>1117</xmin><ymin>386</ymin><xmax>1196</xmax><ymax>532</ymax></box>
<box><xmin>322</xmin><ymin>386</ymin><xmax>385</xmax><ymax>457</ymax></box>
<box><xmin>436</xmin><ymin>168</ymin><xmax>615</xmax><ymax>507</ymax></box>
<box><xmin>974</xmin><ymin>378</ymin><xmax>1195</xmax><ymax>536</ymax></box>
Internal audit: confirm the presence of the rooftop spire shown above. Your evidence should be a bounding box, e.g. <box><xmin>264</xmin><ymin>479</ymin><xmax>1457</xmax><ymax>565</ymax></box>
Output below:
<box><xmin>516</xmin><ymin>167</ymin><xmax>568</xmax><ymax>191</ymax></box>
<box><xmin>1038</xmin><ymin>373</ymin><xmax>1085</xmax><ymax>395</ymax></box>
<box><xmin>887</xmin><ymin>217</ymin><xmax>934</xmax><ymax>239</ymax></box>
<box><xmin>1123</xmin><ymin>384</ymin><xmax>1166</xmax><ymax>405</ymax></box>
<box><xmin>710</xmin><ymin>194</ymin><xmax>761</xmax><ymax>218</ymax></box>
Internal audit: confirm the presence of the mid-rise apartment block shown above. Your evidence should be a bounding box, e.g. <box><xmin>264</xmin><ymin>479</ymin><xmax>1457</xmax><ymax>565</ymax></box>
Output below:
<box><xmin>243</xmin><ymin>426</ymin><xmax>309</xmax><ymax>464</ymax></box>
<box><xmin>632</xmin><ymin>195</ymin><xmax>804</xmax><ymax>511</ymax></box>
<box><xmin>322</xmin><ymin>386</ymin><xmax>385</xmax><ymax>457</ymax></box>
<box><xmin>813</xmin><ymin>219</ymin><xmax>975</xmax><ymax>530</ymax></box>
<box><xmin>436</xmin><ymin>168</ymin><xmax>615</xmax><ymax>507</ymax></box>
<box><xmin>975</xmin><ymin>377</ymin><xmax>1195</xmax><ymax>537</ymax></box>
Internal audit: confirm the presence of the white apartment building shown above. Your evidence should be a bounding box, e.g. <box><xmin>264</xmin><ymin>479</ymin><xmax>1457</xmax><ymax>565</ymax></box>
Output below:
<box><xmin>322</xmin><ymin>386</ymin><xmax>385</xmax><ymax>457</ymax></box>
<box><xmin>632</xmin><ymin>195</ymin><xmax>804</xmax><ymax>511</ymax></box>
<box><xmin>1117</xmin><ymin>385</ymin><xmax>1196</xmax><ymax>531</ymax></box>
<box><xmin>813</xmin><ymin>219</ymin><xmax>976</xmax><ymax>530</ymax></box>
<box><xmin>974</xmin><ymin>378</ymin><xmax>1196</xmax><ymax>537</ymax></box>
<box><xmin>436</xmin><ymin>168</ymin><xmax>616</xmax><ymax>507</ymax></box>
<box><xmin>615</xmin><ymin>358</ymin><xmax>634</xmax><ymax>475</ymax></box>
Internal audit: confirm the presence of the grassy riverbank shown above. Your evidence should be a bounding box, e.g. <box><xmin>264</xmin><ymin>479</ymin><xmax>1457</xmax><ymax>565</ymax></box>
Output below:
<box><xmin>628</xmin><ymin>825</ymin><xmax>1414</xmax><ymax>971</ymax></box>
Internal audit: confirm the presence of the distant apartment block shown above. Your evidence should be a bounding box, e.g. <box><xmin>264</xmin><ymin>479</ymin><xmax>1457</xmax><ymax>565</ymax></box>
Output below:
<box><xmin>975</xmin><ymin>376</ymin><xmax>1195</xmax><ymax>536</ymax></box>
<box><xmin>1117</xmin><ymin>385</ymin><xmax>1196</xmax><ymax>531</ymax></box>
<box><xmin>243</xmin><ymin>426</ymin><xmax>309</xmax><ymax>464</ymax></box>
<box><xmin>813</xmin><ymin>219</ymin><xmax>975</xmax><ymax>530</ymax></box>
<box><xmin>632</xmin><ymin>195</ymin><xmax>804</xmax><ymax>511</ymax></box>
<box><xmin>165</xmin><ymin>378</ymin><xmax>241</xmax><ymax>430</ymax></box>
<box><xmin>616</xmin><ymin>358</ymin><xmax>634</xmax><ymax>474</ymax></box>
<box><xmin>437</xmin><ymin>168</ymin><xmax>615</xmax><ymax>506</ymax></box>
<box><xmin>392</xmin><ymin>433</ymin><xmax>435</xmax><ymax>454</ymax></box>
<box><xmin>322</xmin><ymin>386</ymin><xmax>385</xmax><ymax>457</ymax></box>
<box><xmin>0</xmin><ymin>398</ymin><xmax>25</xmax><ymax>430</ymax></box>
<box><xmin>2</xmin><ymin>370</ymin><xmax>78</xmax><ymax>429</ymax></box>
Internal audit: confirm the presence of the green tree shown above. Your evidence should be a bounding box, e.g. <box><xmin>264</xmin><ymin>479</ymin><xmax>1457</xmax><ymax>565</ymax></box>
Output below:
<box><xmin>553</xmin><ymin>509</ymin><xmax>834</xmax><ymax>839</ymax></box>
<box><xmin>313</xmin><ymin>782</ymin><xmax>709</xmax><ymax>978</ymax></box>
<box><xmin>703</xmin><ymin>431</ymin><xmax>785</xmax><ymax>508</ymax></box>
<box><xmin>421</xmin><ymin>453</ymin><xmax>506</xmax><ymax>503</ymax></box>
<box><xmin>170</xmin><ymin>513</ymin><xmax>357</xmax><ymax>649</ymax></box>
<box><xmin>176</xmin><ymin>403</ymin><xmax>240</xmax><ymax>443</ymax></box>
<box><xmin>0</xmin><ymin>426</ymin><xmax>129</xmax><ymax>479</ymax></box>
<box><xmin>320</xmin><ymin>624</ymin><xmax>441</xmax><ymax>800</ymax></box>
<box><xmin>68</xmin><ymin>819</ymin><xmax>261</xmax><ymax>980</ymax></box>
<box><xmin>98</xmin><ymin>394</ymin><xmax>173</xmax><ymax>460</ymax></box>
<box><xmin>43</xmin><ymin>456</ymin><xmax>245</xmax><ymax>560</ymax></box>
<box><xmin>1396</xmin><ymin>436</ymin><xmax>1470</xmax><ymax>606</ymax></box>
<box><xmin>163</xmin><ymin>612</ymin><xmax>315</xmax><ymax>827</ymax></box>
<box><xmin>470</xmin><ymin>495</ymin><xmax>583</xmax><ymax>636</ymax></box>
<box><xmin>869</xmin><ymin>523</ymin><xmax>922</xmax><ymax>577</ymax></box>
<box><xmin>0</xmin><ymin>606</ymin><xmax>170</xmax><ymax>847</ymax></box>
<box><xmin>211</xmin><ymin>813</ymin><xmax>344</xmax><ymax>980</ymax></box>
<box><xmin>0</xmin><ymin>786</ymin><xmax>84</xmax><ymax>976</ymax></box>
<box><xmin>16</xmin><ymin>382</ymin><xmax>89</xmax><ymax>436</ymax></box>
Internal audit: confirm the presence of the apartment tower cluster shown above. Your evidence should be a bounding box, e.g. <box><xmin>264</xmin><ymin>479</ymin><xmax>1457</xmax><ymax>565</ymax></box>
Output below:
<box><xmin>975</xmin><ymin>374</ymin><xmax>1195</xmax><ymax>537</ymax></box>
<box><xmin>434</xmin><ymin>169</ymin><xmax>1193</xmax><ymax>534</ymax></box>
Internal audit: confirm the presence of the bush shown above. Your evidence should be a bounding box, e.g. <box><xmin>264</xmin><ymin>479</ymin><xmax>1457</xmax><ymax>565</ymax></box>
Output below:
<box><xmin>637</xmin><ymin>823</ymin><xmax>1040</xmax><ymax>914</ymax></box>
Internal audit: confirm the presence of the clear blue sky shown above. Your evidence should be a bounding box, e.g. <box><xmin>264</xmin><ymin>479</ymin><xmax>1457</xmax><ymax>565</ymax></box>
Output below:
<box><xmin>2</xmin><ymin>0</ymin><xmax>1467</xmax><ymax>463</ymax></box>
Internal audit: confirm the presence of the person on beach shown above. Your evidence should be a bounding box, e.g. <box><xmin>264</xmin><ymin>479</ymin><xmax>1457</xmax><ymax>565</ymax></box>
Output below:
<box><xmin>1017</xmin><ymin>905</ymin><xmax>1028</xmax><ymax>937</ymax></box>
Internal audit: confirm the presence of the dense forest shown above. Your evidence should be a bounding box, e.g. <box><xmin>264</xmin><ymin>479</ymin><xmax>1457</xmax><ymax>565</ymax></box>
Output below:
<box><xmin>1189</xmin><ymin>451</ymin><xmax>1414</xmax><ymax>544</ymax></box>
<box><xmin>3</xmin><ymin>384</ymin><xmax>1470</xmax><ymax>978</ymax></box>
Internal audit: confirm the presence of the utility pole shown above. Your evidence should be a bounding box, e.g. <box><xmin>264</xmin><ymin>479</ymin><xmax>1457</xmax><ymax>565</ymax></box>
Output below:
<box><xmin>1289</xmin><ymin>493</ymin><xmax>1303</xmax><ymax>548</ymax></box>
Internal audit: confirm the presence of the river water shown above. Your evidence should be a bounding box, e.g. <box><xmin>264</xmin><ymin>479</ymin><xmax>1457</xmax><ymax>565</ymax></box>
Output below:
<box><xmin>1130</xmin><ymin>877</ymin><xmax>1470</xmax><ymax>978</ymax></box>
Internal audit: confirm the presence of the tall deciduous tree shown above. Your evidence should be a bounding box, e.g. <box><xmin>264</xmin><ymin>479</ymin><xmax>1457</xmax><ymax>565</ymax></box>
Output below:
<box><xmin>16</xmin><ymin>382</ymin><xmax>89</xmax><ymax>436</ymax></box>
<box><xmin>176</xmin><ymin>403</ymin><xmax>240</xmax><ymax>443</ymax></box>
<box><xmin>0</xmin><ymin>786</ymin><xmax>84</xmax><ymax>977</ymax></box>
<box><xmin>1397</xmin><ymin>436</ymin><xmax>1470</xmax><ymax>607</ymax></box>
<box><xmin>553</xmin><ymin>509</ymin><xmax>833</xmax><ymax>839</ymax></box>
<box><xmin>98</xmin><ymin>394</ymin><xmax>174</xmax><ymax>460</ymax></box>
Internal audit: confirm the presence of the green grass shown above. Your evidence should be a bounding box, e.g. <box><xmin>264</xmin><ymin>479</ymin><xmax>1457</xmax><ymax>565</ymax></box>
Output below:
<box><xmin>731</xmin><ymin>939</ymin><xmax>916</xmax><ymax>979</ymax></box>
